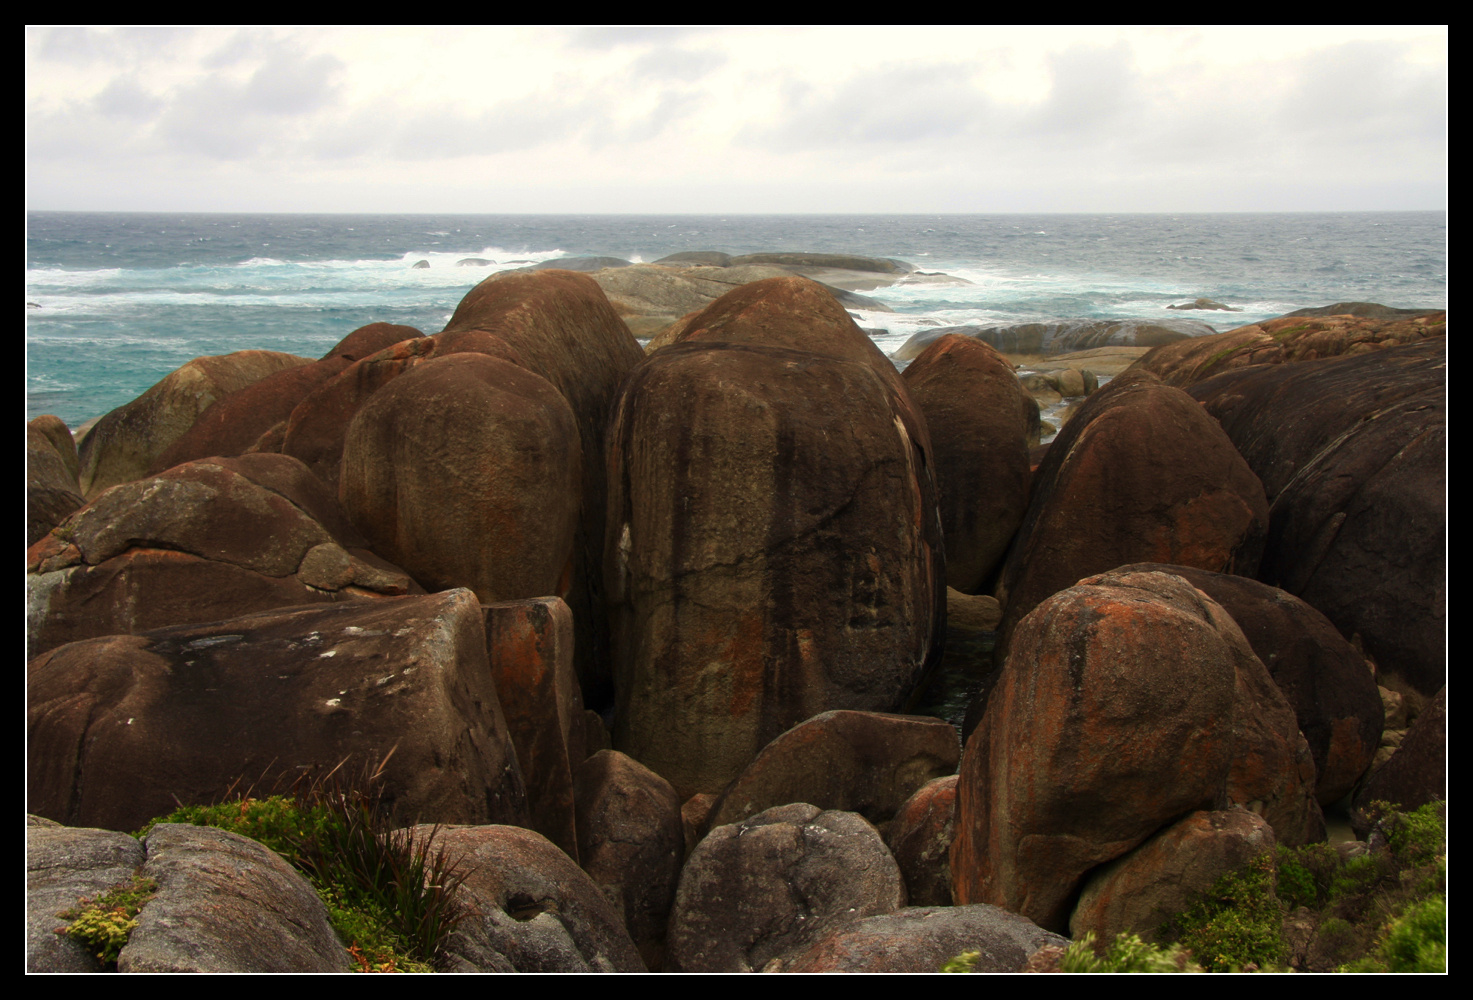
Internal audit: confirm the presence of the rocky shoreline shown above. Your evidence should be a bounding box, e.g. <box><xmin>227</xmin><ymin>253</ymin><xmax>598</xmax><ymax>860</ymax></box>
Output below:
<box><xmin>27</xmin><ymin>256</ymin><xmax>1445</xmax><ymax>972</ymax></box>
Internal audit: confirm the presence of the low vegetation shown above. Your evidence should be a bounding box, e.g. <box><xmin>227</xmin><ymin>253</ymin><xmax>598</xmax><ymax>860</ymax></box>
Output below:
<box><xmin>57</xmin><ymin>875</ymin><xmax>158</xmax><ymax>967</ymax></box>
<box><xmin>132</xmin><ymin>754</ymin><xmax>471</xmax><ymax>973</ymax></box>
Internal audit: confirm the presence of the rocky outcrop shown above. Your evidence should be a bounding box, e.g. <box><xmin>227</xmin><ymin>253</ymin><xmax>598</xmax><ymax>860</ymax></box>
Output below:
<box><xmin>667</xmin><ymin>804</ymin><xmax>906</xmax><ymax>972</ymax></box>
<box><xmin>953</xmin><ymin>570</ymin><xmax>1320</xmax><ymax>933</ymax></box>
<box><xmin>895</xmin><ymin>317</ymin><xmax>1214</xmax><ymax>361</ymax></box>
<box><xmin>339</xmin><ymin>353</ymin><xmax>582</xmax><ymax>605</ymax></box>
<box><xmin>27</xmin><ymin>821</ymin><xmax>348</xmax><ymax>973</ymax></box>
<box><xmin>77</xmin><ymin>350</ymin><xmax>313</xmax><ymax>499</ymax></box>
<box><xmin>1168</xmin><ymin>297</ymin><xmax>1240</xmax><ymax>311</ymax></box>
<box><xmin>1129</xmin><ymin>311</ymin><xmax>1445</xmax><ymax>389</ymax></box>
<box><xmin>485</xmin><ymin>598</ymin><xmax>586</xmax><ymax>862</ymax></box>
<box><xmin>151</xmin><ymin>323</ymin><xmax>422</xmax><ymax>470</ymax></box>
<box><xmin>1191</xmin><ymin>340</ymin><xmax>1445</xmax><ymax>700</ymax></box>
<box><xmin>28</xmin><ymin>589</ymin><xmax>528</xmax><ymax>833</ymax></box>
<box><xmin>27</xmin><ymin>454</ymin><xmax>417</xmax><ymax>655</ymax></box>
<box><xmin>1127</xmin><ymin>564</ymin><xmax>1383</xmax><ymax>805</ymax></box>
<box><xmin>120</xmin><ymin>824</ymin><xmax>347</xmax><ymax>972</ymax></box>
<box><xmin>606</xmin><ymin>280</ymin><xmax>943</xmax><ymax>797</ymax></box>
<box><xmin>1352</xmin><ymin>686</ymin><xmax>1445</xmax><ymax>836</ymax></box>
<box><xmin>901</xmin><ymin>335</ymin><xmax>1031</xmax><ymax>593</ymax></box>
<box><xmin>442</xmin><ymin>268</ymin><xmax>645</xmax><ymax>700</ymax></box>
<box><xmin>27</xmin><ymin>415</ymin><xmax>84</xmax><ymax>547</ymax></box>
<box><xmin>994</xmin><ymin>371</ymin><xmax>1269</xmax><ymax>646</ymax></box>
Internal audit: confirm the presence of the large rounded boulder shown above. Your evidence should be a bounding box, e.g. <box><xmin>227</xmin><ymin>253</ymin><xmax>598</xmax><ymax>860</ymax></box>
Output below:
<box><xmin>952</xmin><ymin>569</ymin><xmax>1319</xmax><ymax>933</ymax></box>
<box><xmin>994</xmin><ymin>370</ymin><xmax>1269</xmax><ymax>646</ymax></box>
<box><xmin>339</xmin><ymin>352</ymin><xmax>581</xmax><ymax>605</ymax></box>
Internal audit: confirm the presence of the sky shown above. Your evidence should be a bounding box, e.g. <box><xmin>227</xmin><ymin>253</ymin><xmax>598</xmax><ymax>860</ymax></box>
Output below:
<box><xmin>25</xmin><ymin>25</ymin><xmax>1448</xmax><ymax>214</ymax></box>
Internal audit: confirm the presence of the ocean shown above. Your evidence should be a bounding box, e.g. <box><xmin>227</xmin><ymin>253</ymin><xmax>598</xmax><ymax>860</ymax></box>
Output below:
<box><xmin>25</xmin><ymin>211</ymin><xmax>1447</xmax><ymax>429</ymax></box>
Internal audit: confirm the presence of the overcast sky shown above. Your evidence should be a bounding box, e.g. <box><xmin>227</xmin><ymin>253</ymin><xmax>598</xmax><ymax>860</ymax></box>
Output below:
<box><xmin>25</xmin><ymin>25</ymin><xmax>1447</xmax><ymax>214</ymax></box>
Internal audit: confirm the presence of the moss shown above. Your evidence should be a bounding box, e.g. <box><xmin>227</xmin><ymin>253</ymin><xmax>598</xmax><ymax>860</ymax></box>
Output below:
<box><xmin>1269</xmin><ymin>323</ymin><xmax>1311</xmax><ymax>341</ymax></box>
<box><xmin>57</xmin><ymin>875</ymin><xmax>158</xmax><ymax>967</ymax></box>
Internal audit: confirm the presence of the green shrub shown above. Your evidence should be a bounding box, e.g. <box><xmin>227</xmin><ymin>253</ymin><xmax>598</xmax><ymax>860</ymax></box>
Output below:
<box><xmin>940</xmin><ymin>950</ymin><xmax>979</xmax><ymax>973</ymax></box>
<box><xmin>1378</xmin><ymin>896</ymin><xmax>1446</xmax><ymax>973</ymax></box>
<box><xmin>57</xmin><ymin>875</ymin><xmax>158</xmax><ymax>966</ymax></box>
<box><xmin>1059</xmin><ymin>932</ymin><xmax>1199</xmax><ymax>973</ymax></box>
<box><xmin>1163</xmin><ymin>851</ymin><xmax>1283</xmax><ymax>972</ymax></box>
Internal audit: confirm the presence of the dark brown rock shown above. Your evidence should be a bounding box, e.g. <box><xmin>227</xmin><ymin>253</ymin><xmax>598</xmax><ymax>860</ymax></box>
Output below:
<box><xmin>1191</xmin><ymin>340</ymin><xmax>1445</xmax><ymax>699</ymax></box>
<box><xmin>667</xmin><ymin>803</ymin><xmax>906</xmax><ymax>972</ymax></box>
<box><xmin>429</xmin><ymin>825</ymin><xmax>645</xmax><ymax>973</ymax></box>
<box><xmin>706</xmin><ymin>710</ymin><xmax>960</xmax><ymax>831</ymax></box>
<box><xmin>340</xmin><ymin>353</ymin><xmax>581</xmax><ymax>604</ymax></box>
<box><xmin>995</xmin><ymin>371</ymin><xmax>1269</xmax><ymax>647</ymax></box>
<box><xmin>485</xmin><ymin>597</ymin><xmax>584</xmax><ymax>861</ymax></box>
<box><xmin>606</xmin><ymin>343</ymin><xmax>943</xmax><ymax>798</ymax></box>
<box><xmin>1070</xmin><ymin>809</ymin><xmax>1276</xmax><ymax>943</ymax></box>
<box><xmin>27</xmin><ymin>416</ymin><xmax>85</xmax><ymax>547</ymax></box>
<box><xmin>143</xmin><ymin>325</ymin><xmax>423</xmax><ymax>471</ymax></box>
<box><xmin>1128</xmin><ymin>563</ymin><xmax>1383</xmax><ymax>805</ymax></box>
<box><xmin>27</xmin><ymin>455</ymin><xmax>416</xmax><ymax>655</ymax></box>
<box><xmin>781</xmin><ymin>904</ymin><xmax>1067</xmax><ymax>973</ymax></box>
<box><xmin>28</xmin><ymin>590</ymin><xmax>528</xmax><ymax>832</ymax></box>
<box><xmin>1352</xmin><ymin>686</ymin><xmax>1445</xmax><ymax>835</ymax></box>
<box><xmin>573</xmin><ymin>750</ymin><xmax>685</xmax><ymax>969</ymax></box>
<box><xmin>77</xmin><ymin>350</ymin><xmax>313</xmax><ymax>499</ymax></box>
<box><xmin>1130</xmin><ymin>311</ymin><xmax>1445</xmax><ymax>389</ymax></box>
<box><xmin>902</xmin><ymin>334</ymin><xmax>1031</xmax><ymax>593</ymax></box>
<box><xmin>886</xmin><ymin>774</ymin><xmax>958</xmax><ymax>907</ymax></box>
<box><xmin>443</xmin><ymin>269</ymin><xmax>645</xmax><ymax>700</ymax></box>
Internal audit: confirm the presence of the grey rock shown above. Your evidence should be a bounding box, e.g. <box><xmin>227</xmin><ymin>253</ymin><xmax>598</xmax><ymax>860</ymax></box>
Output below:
<box><xmin>119</xmin><ymin>824</ymin><xmax>347</xmax><ymax>973</ymax></box>
<box><xmin>27</xmin><ymin>824</ymin><xmax>146</xmax><ymax>972</ymax></box>
<box><xmin>782</xmin><ymin>904</ymin><xmax>1067</xmax><ymax>973</ymax></box>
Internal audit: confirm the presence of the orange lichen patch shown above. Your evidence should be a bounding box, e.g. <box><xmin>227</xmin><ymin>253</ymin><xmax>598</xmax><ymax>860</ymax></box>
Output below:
<box><xmin>28</xmin><ymin>533</ymin><xmax>81</xmax><ymax>573</ymax></box>
<box><xmin>1158</xmin><ymin>491</ymin><xmax>1255</xmax><ymax>569</ymax></box>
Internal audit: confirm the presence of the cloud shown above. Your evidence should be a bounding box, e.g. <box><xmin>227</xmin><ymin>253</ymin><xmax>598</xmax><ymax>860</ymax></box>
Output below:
<box><xmin>630</xmin><ymin>47</ymin><xmax>726</xmax><ymax>82</ymax></box>
<box><xmin>566</xmin><ymin>26</ymin><xmax>706</xmax><ymax>50</ymax></box>
<box><xmin>1022</xmin><ymin>41</ymin><xmax>1138</xmax><ymax>136</ymax></box>
<box><xmin>748</xmin><ymin>62</ymin><xmax>994</xmax><ymax>150</ymax></box>
<box><xmin>1278</xmin><ymin>39</ymin><xmax>1447</xmax><ymax>142</ymax></box>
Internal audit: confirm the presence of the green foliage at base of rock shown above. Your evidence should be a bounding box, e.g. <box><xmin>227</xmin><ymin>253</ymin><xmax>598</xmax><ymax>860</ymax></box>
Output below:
<box><xmin>1059</xmin><ymin>932</ymin><xmax>1202</xmax><ymax>973</ymax></box>
<box><xmin>57</xmin><ymin>875</ymin><xmax>158</xmax><ymax>967</ymax></box>
<box><xmin>1162</xmin><ymin>852</ymin><xmax>1285</xmax><ymax>972</ymax></box>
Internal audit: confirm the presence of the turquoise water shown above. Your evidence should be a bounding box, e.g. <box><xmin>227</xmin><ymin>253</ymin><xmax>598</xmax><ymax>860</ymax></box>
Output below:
<box><xmin>26</xmin><ymin>211</ymin><xmax>1447</xmax><ymax>426</ymax></box>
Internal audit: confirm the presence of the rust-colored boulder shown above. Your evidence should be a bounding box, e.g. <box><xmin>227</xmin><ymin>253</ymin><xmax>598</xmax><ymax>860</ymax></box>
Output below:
<box><xmin>667</xmin><ymin>803</ymin><xmax>906</xmax><ymax>972</ymax></box>
<box><xmin>428</xmin><ymin>825</ymin><xmax>645</xmax><ymax>973</ymax></box>
<box><xmin>952</xmin><ymin>569</ymin><xmax>1319</xmax><ymax>933</ymax></box>
<box><xmin>706</xmin><ymin>710</ymin><xmax>959</xmax><ymax>831</ymax></box>
<box><xmin>573</xmin><ymin>750</ymin><xmax>684</xmax><ymax>969</ymax></box>
<box><xmin>1070</xmin><ymin>809</ymin><xmax>1277</xmax><ymax>943</ymax></box>
<box><xmin>339</xmin><ymin>353</ymin><xmax>581</xmax><ymax>604</ymax></box>
<box><xmin>994</xmin><ymin>370</ymin><xmax>1269</xmax><ymax>647</ymax></box>
<box><xmin>444</xmin><ymin>269</ymin><xmax>645</xmax><ymax>699</ymax></box>
<box><xmin>1129</xmin><ymin>563</ymin><xmax>1383</xmax><ymax>805</ymax></box>
<box><xmin>26</xmin><ymin>455</ymin><xmax>416</xmax><ymax>656</ymax></box>
<box><xmin>27</xmin><ymin>415</ymin><xmax>84</xmax><ymax>547</ymax></box>
<box><xmin>77</xmin><ymin>350</ymin><xmax>313</xmax><ymax>499</ymax></box>
<box><xmin>150</xmin><ymin>324</ymin><xmax>423</xmax><ymax>472</ymax></box>
<box><xmin>27</xmin><ymin>590</ymin><xmax>528</xmax><ymax>833</ymax></box>
<box><xmin>1192</xmin><ymin>340</ymin><xmax>1445</xmax><ymax>701</ymax></box>
<box><xmin>485</xmin><ymin>597</ymin><xmax>584</xmax><ymax>861</ymax></box>
<box><xmin>280</xmin><ymin>329</ymin><xmax>519</xmax><ymax>488</ymax></box>
<box><xmin>886</xmin><ymin>774</ymin><xmax>959</xmax><ymax>907</ymax></box>
<box><xmin>606</xmin><ymin>343</ymin><xmax>943</xmax><ymax>798</ymax></box>
<box><xmin>1130</xmin><ymin>310</ymin><xmax>1446</xmax><ymax>389</ymax></box>
<box><xmin>901</xmin><ymin>334</ymin><xmax>1031</xmax><ymax>593</ymax></box>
